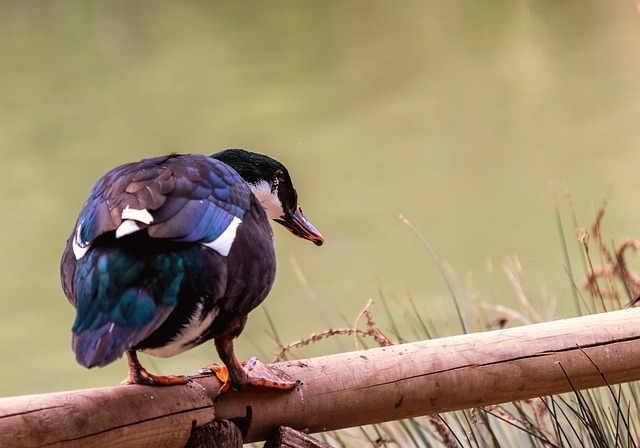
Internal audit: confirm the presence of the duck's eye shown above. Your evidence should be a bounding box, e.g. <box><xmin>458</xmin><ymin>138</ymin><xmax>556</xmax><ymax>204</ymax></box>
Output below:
<box><xmin>275</xmin><ymin>169</ymin><xmax>285</xmax><ymax>183</ymax></box>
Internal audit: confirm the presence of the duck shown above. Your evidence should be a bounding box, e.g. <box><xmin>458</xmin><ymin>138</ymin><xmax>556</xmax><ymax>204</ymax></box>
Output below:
<box><xmin>60</xmin><ymin>149</ymin><xmax>324</xmax><ymax>394</ymax></box>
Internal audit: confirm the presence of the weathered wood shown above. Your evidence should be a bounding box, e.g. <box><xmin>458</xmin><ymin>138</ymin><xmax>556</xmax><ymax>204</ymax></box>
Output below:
<box><xmin>0</xmin><ymin>377</ymin><xmax>219</xmax><ymax>448</ymax></box>
<box><xmin>1</xmin><ymin>308</ymin><xmax>640</xmax><ymax>447</ymax></box>
<box><xmin>214</xmin><ymin>307</ymin><xmax>640</xmax><ymax>442</ymax></box>
<box><xmin>264</xmin><ymin>426</ymin><xmax>333</xmax><ymax>448</ymax></box>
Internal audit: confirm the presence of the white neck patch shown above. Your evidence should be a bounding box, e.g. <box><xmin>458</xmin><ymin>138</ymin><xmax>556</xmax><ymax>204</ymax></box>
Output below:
<box><xmin>250</xmin><ymin>180</ymin><xmax>284</xmax><ymax>220</ymax></box>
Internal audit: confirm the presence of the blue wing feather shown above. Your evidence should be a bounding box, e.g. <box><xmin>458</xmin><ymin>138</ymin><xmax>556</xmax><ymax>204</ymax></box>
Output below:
<box><xmin>179</xmin><ymin>201</ymin><xmax>232</xmax><ymax>243</ymax></box>
<box><xmin>72</xmin><ymin>154</ymin><xmax>250</xmax><ymax>249</ymax></box>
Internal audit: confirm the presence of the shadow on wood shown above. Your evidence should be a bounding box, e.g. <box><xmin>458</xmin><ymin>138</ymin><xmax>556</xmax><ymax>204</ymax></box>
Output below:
<box><xmin>2</xmin><ymin>308</ymin><xmax>640</xmax><ymax>447</ymax></box>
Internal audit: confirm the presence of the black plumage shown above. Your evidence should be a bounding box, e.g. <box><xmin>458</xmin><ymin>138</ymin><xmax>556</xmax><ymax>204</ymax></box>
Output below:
<box><xmin>60</xmin><ymin>149</ymin><xmax>323</xmax><ymax>391</ymax></box>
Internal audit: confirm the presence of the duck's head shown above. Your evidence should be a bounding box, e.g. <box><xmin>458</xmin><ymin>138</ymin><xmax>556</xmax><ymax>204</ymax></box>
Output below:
<box><xmin>212</xmin><ymin>149</ymin><xmax>324</xmax><ymax>246</ymax></box>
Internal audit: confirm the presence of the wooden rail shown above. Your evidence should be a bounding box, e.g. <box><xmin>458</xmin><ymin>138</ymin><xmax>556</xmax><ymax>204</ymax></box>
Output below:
<box><xmin>2</xmin><ymin>308</ymin><xmax>640</xmax><ymax>447</ymax></box>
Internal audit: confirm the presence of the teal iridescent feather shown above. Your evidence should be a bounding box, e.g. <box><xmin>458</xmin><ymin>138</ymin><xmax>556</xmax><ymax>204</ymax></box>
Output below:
<box><xmin>71</xmin><ymin>235</ymin><xmax>188</xmax><ymax>366</ymax></box>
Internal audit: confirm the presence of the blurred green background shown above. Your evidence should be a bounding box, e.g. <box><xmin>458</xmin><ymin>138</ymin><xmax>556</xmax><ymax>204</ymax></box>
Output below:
<box><xmin>2</xmin><ymin>1</ymin><xmax>640</xmax><ymax>397</ymax></box>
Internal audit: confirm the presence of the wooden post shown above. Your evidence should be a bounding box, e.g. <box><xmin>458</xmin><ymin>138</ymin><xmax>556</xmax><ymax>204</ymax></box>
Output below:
<box><xmin>185</xmin><ymin>420</ymin><xmax>242</xmax><ymax>448</ymax></box>
<box><xmin>1</xmin><ymin>308</ymin><xmax>640</xmax><ymax>447</ymax></box>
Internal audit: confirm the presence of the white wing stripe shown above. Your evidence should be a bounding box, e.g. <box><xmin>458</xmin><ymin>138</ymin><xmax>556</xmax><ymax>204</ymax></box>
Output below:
<box><xmin>201</xmin><ymin>216</ymin><xmax>242</xmax><ymax>257</ymax></box>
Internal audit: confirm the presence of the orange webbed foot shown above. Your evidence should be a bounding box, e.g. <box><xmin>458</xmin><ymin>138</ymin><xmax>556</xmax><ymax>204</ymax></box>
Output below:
<box><xmin>200</xmin><ymin>356</ymin><xmax>300</xmax><ymax>400</ymax></box>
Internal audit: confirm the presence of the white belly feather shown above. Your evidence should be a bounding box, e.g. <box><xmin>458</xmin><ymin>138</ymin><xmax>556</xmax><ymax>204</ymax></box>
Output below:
<box><xmin>142</xmin><ymin>300</ymin><xmax>218</xmax><ymax>358</ymax></box>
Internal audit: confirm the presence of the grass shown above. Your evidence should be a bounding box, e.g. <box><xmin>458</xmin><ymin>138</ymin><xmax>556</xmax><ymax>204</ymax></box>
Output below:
<box><xmin>257</xmin><ymin>192</ymin><xmax>640</xmax><ymax>447</ymax></box>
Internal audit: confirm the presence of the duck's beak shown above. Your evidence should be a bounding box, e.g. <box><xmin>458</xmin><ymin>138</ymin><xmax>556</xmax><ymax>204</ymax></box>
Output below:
<box><xmin>275</xmin><ymin>205</ymin><xmax>324</xmax><ymax>246</ymax></box>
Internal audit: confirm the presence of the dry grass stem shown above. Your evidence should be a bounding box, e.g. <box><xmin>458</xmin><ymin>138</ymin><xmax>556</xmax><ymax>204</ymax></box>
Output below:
<box><xmin>273</xmin><ymin>299</ymin><xmax>391</xmax><ymax>362</ymax></box>
<box><xmin>502</xmin><ymin>255</ymin><xmax>543</xmax><ymax>323</ymax></box>
<box><xmin>581</xmin><ymin>202</ymin><xmax>640</xmax><ymax>310</ymax></box>
<box><xmin>426</xmin><ymin>415</ymin><xmax>458</xmax><ymax>448</ymax></box>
